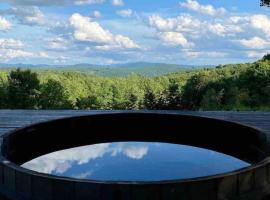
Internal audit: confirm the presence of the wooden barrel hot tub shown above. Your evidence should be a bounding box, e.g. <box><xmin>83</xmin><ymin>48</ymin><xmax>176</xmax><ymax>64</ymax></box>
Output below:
<box><xmin>0</xmin><ymin>112</ymin><xmax>270</xmax><ymax>200</ymax></box>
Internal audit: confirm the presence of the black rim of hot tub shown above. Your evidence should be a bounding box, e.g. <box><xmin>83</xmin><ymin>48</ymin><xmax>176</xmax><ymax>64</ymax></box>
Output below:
<box><xmin>0</xmin><ymin>111</ymin><xmax>268</xmax><ymax>184</ymax></box>
<box><xmin>0</xmin><ymin>112</ymin><xmax>268</xmax><ymax>184</ymax></box>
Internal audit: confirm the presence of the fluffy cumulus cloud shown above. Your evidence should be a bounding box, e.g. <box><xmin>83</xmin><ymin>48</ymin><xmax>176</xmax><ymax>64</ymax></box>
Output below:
<box><xmin>0</xmin><ymin>38</ymin><xmax>24</xmax><ymax>49</ymax></box>
<box><xmin>111</xmin><ymin>0</ymin><xmax>124</xmax><ymax>6</ymax></box>
<box><xmin>69</xmin><ymin>13</ymin><xmax>139</xmax><ymax>50</ymax></box>
<box><xmin>116</xmin><ymin>9</ymin><xmax>133</xmax><ymax>17</ymax></box>
<box><xmin>239</xmin><ymin>37</ymin><xmax>270</xmax><ymax>49</ymax></box>
<box><xmin>0</xmin><ymin>38</ymin><xmax>50</xmax><ymax>61</ymax></box>
<box><xmin>119</xmin><ymin>144</ymin><xmax>148</xmax><ymax>159</ymax></box>
<box><xmin>180</xmin><ymin>0</ymin><xmax>226</xmax><ymax>16</ymax></box>
<box><xmin>246</xmin><ymin>51</ymin><xmax>266</xmax><ymax>59</ymax></box>
<box><xmin>22</xmin><ymin>143</ymin><xmax>110</xmax><ymax>174</ymax></box>
<box><xmin>0</xmin><ymin>0</ymin><xmax>64</xmax><ymax>6</ymax></box>
<box><xmin>74</xmin><ymin>0</ymin><xmax>104</xmax><ymax>5</ymax></box>
<box><xmin>149</xmin><ymin>13</ymin><xmax>243</xmax><ymax>37</ymax></box>
<box><xmin>207</xmin><ymin>23</ymin><xmax>226</xmax><ymax>36</ymax></box>
<box><xmin>4</xmin><ymin>6</ymin><xmax>45</xmax><ymax>26</ymax></box>
<box><xmin>149</xmin><ymin>14</ymin><xmax>196</xmax><ymax>49</ymax></box>
<box><xmin>149</xmin><ymin>14</ymin><xmax>201</xmax><ymax>33</ymax></box>
<box><xmin>70</xmin><ymin>13</ymin><xmax>114</xmax><ymax>43</ymax></box>
<box><xmin>250</xmin><ymin>15</ymin><xmax>270</xmax><ymax>37</ymax></box>
<box><xmin>207</xmin><ymin>23</ymin><xmax>243</xmax><ymax>37</ymax></box>
<box><xmin>0</xmin><ymin>49</ymin><xmax>34</xmax><ymax>61</ymax></box>
<box><xmin>0</xmin><ymin>38</ymin><xmax>33</xmax><ymax>61</ymax></box>
<box><xmin>158</xmin><ymin>32</ymin><xmax>193</xmax><ymax>48</ymax></box>
<box><xmin>110</xmin><ymin>143</ymin><xmax>148</xmax><ymax>159</ymax></box>
<box><xmin>148</xmin><ymin>10</ymin><xmax>270</xmax><ymax>59</ymax></box>
<box><xmin>22</xmin><ymin>142</ymin><xmax>149</xmax><ymax>174</ymax></box>
<box><xmin>1</xmin><ymin>0</ymin><xmax>269</xmax><ymax>64</ymax></box>
<box><xmin>0</xmin><ymin>16</ymin><xmax>12</xmax><ymax>31</ymax></box>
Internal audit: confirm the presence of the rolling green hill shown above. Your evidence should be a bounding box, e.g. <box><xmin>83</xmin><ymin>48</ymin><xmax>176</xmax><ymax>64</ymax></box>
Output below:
<box><xmin>0</xmin><ymin>62</ymin><xmax>208</xmax><ymax>77</ymax></box>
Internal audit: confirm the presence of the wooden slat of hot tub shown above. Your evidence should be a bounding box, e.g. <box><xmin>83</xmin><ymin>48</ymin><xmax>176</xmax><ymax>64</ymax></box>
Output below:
<box><xmin>0</xmin><ymin>110</ymin><xmax>269</xmax><ymax>136</ymax></box>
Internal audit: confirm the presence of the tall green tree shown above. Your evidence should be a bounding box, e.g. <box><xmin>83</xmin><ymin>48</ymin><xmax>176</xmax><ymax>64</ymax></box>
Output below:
<box><xmin>166</xmin><ymin>82</ymin><xmax>182</xmax><ymax>110</ymax></box>
<box><xmin>75</xmin><ymin>96</ymin><xmax>100</xmax><ymax>110</ymax></box>
<box><xmin>39</xmin><ymin>79</ymin><xmax>71</xmax><ymax>109</ymax></box>
<box><xmin>181</xmin><ymin>72</ymin><xmax>213</xmax><ymax>110</ymax></box>
<box><xmin>7</xmin><ymin>68</ymin><xmax>40</xmax><ymax>109</ymax></box>
<box><xmin>143</xmin><ymin>89</ymin><xmax>157</xmax><ymax>109</ymax></box>
<box><xmin>126</xmin><ymin>93</ymin><xmax>139</xmax><ymax>110</ymax></box>
<box><xmin>0</xmin><ymin>78</ymin><xmax>7</xmax><ymax>108</ymax></box>
<box><xmin>239</xmin><ymin>62</ymin><xmax>270</xmax><ymax>107</ymax></box>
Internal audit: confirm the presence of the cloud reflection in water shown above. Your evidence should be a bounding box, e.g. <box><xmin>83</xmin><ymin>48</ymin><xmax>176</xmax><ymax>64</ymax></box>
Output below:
<box><xmin>22</xmin><ymin>142</ymin><xmax>149</xmax><ymax>175</ymax></box>
<box><xmin>22</xmin><ymin>142</ymin><xmax>249</xmax><ymax>181</ymax></box>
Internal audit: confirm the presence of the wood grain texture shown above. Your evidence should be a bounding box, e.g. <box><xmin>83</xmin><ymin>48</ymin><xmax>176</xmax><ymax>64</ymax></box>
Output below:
<box><xmin>0</xmin><ymin>110</ymin><xmax>269</xmax><ymax>135</ymax></box>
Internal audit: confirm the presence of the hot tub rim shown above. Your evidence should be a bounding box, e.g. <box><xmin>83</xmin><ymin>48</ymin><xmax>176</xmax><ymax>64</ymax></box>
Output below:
<box><xmin>0</xmin><ymin>111</ymin><xmax>269</xmax><ymax>185</ymax></box>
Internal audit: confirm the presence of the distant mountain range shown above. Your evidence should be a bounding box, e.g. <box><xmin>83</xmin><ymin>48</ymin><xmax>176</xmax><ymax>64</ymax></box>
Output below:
<box><xmin>0</xmin><ymin>62</ymin><xmax>213</xmax><ymax>77</ymax></box>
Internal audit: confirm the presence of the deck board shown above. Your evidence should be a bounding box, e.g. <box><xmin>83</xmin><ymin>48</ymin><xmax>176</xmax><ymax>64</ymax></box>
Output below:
<box><xmin>0</xmin><ymin>110</ymin><xmax>269</xmax><ymax>135</ymax></box>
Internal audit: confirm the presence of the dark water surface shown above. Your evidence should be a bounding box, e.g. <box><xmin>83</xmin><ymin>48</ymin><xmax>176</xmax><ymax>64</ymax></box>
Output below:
<box><xmin>22</xmin><ymin>142</ymin><xmax>250</xmax><ymax>181</ymax></box>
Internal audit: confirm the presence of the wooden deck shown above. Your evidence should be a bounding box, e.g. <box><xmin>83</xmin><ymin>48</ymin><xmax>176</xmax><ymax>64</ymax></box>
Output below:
<box><xmin>0</xmin><ymin>110</ymin><xmax>269</xmax><ymax>136</ymax></box>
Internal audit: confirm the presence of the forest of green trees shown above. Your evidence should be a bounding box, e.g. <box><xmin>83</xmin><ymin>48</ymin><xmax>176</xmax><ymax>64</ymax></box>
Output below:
<box><xmin>0</xmin><ymin>55</ymin><xmax>269</xmax><ymax>111</ymax></box>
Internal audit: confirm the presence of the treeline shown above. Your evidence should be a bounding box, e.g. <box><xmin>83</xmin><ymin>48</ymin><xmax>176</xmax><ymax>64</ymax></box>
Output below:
<box><xmin>0</xmin><ymin>55</ymin><xmax>269</xmax><ymax>111</ymax></box>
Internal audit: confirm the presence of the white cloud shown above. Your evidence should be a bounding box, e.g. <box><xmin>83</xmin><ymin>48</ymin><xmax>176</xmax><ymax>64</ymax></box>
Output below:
<box><xmin>229</xmin><ymin>16</ymin><xmax>249</xmax><ymax>24</ymax></box>
<box><xmin>55</xmin><ymin>56</ymin><xmax>68</xmax><ymax>63</ymax></box>
<box><xmin>246</xmin><ymin>51</ymin><xmax>267</xmax><ymax>59</ymax></box>
<box><xmin>22</xmin><ymin>143</ymin><xmax>149</xmax><ymax>175</ymax></box>
<box><xmin>6</xmin><ymin>6</ymin><xmax>45</xmax><ymax>26</ymax></box>
<box><xmin>148</xmin><ymin>12</ymin><xmax>270</xmax><ymax>61</ymax></box>
<box><xmin>149</xmin><ymin>14</ymin><xmax>201</xmax><ymax>33</ymax></box>
<box><xmin>149</xmin><ymin>14</ymin><xmax>243</xmax><ymax>38</ymax></box>
<box><xmin>120</xmin><ymin>144</ymin><xmax>148</xmax><ymax>159</ymax></box>
<box><xmin>239</xmin><ymin>37</ymin><xmax>270</xmax><ymax>49</ymax></box>
<box><xmin>74</xmin><ymin>0</ymin><xmax>104</xmax><ymax>5</ymax></box>
<box><xmin>180</xmin><ymin>0</ymin><xmax>226</xmax><ymax>16</ymax></box>
<box><xmin>148</xmin><ymin>15</ymin><xmax>195</xmax><ymax>49</ymax></box>
<box><xmin>0</xmin><ymin>16</ymin><xmax>12</xmax><ymax>31</ymax></box>
<box><xmin>0</xmin><ymin>49</ymin><xmax>34</xmax><ymax>61</ymax></box>
<box><xmin>0</xmin><ymin>0</ymin><xmax>64</xmax><ymax>6</ymax></box>
<box><xmin>0</xmin><ymin>38</ymin><xmax>24</xmax><ymax>49</ymax></box>
<box><xmin>116</xmin><ymin>9</ymin><xmax>133</xmax><ymax>17</ymax></box>
<box><xmin>38</xmin><ymin>51</ymin><xmax>50</xmax><ymax>58</ymax></box>
<box><xmin>91</xmin><ymin>10</ymin><xmax>101</xmax><ymax>18</ymax></box>
<box><xmin>111</xmin><ymin>0</ymin><xmax>124</xmax><ymax>6</ymax></box>
<box><xmin>0</xmin><ymin>38</ymin><xmax>34</xmax><ymax>61</ymax></box>
<box><xmin>70</xmin><ymin>13</ymin><xmax>114</xmax><ymax>43</ymax></box>
<box><xmin>47</xmin><ymin>21</ymin><xmax>71</xmax><ymax>37</ymax></box>
<box><xmin>250</xmin><ymin>15</ymin><xmax>270</xmax><ymax>37</ymax></box>
<box><xmin>110</xmin><ymin>143</ymin><xmax>148</xmax><ymax>159</ymax></box>
<box><xmin>73</xmin><ymin>171</ymin><xmax>93</xmax><ymax>179</ymax></box>
<box><xmin>149</xmin><ymin>14</ymin><xmax>176</xmax><ymax>32</ymax></box>
<box><xmin>0</xmin><ymin>38</ymin><xmax>52</xmax><ymax>61</ymax></box>
<box><xmin>207</xmin><ymin>23</ymin><xmax>242</xmax><ymax>37</ymax></box>
<box><xmin>182</xmin><ymin>50</ymin><xmax>227</xmax><ymax>58</ymax></box>
<box><xmin>1</xmin><ymin>0</ymin><xmax>104</xmax><ymax>6</ymax></box>
<box><xmin>114</xmin><ymin>34</ymin><xmax>139</xmax><ymax>49</ymax></box>
<box><xmin>158</xmin><ymin>32</ymin><xmax>193</xmax><ymax>48</ymax></box>
<box><xmin>45</xmin><ymin>37</ymin><xmax>71</xmax><ymax>51</ymax></box>
<box><xmin>208</xmin><ymin>23</ymin><xmax>226</xmax><ymax>37</ymax></box>
<box><xmin>22</xmin><ymin>143</ymin><xmax>110</xmax><ymax>174</ymax></box>
<box><xmin>69</xmin><ymin>13</ymin><xmax>139</xmax><ymax>50</ymax></box>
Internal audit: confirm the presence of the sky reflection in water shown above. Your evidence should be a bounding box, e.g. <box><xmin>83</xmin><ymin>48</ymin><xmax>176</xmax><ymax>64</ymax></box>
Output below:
<box><xmin>22</xmin><ymin>142</ymin><xmax>250</xmax><ymax>181</ymax></box>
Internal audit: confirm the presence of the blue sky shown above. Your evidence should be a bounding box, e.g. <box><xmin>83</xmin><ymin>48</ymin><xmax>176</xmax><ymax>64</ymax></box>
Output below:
<box><xmin>0</xmin><ymin>0</ymin><xmax>269</xmax><ymax>65</ymax></box>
